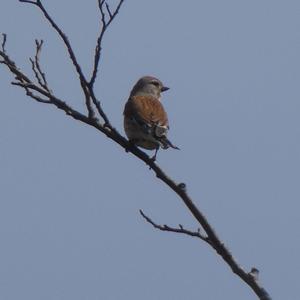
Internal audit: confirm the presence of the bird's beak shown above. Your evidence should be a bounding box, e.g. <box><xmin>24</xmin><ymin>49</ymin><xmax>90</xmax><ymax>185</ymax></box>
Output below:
<box><xmin>161</xmin><ymin>86</ymin><xmax>170</xmax><ymax>92</ymax></box>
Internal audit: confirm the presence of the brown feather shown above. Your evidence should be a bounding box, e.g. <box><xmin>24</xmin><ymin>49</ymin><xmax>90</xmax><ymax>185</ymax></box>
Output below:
<box><xmin>124</xmin><ymin>95</ymin><xmax>169</xmax><ymax>128</ymax></box>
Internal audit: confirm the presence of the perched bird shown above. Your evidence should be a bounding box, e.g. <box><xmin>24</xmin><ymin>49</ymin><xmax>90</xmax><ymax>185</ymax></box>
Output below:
<box><xmin>123</xmin><ymin>76</ymin><xmax>179</xmax><ymax>160</ymax></box>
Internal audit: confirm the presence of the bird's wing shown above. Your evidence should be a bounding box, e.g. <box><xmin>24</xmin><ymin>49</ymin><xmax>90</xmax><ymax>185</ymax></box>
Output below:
<box><xmin>124</xmin><ymin>95</ymin><xmax>169</xmax><ymax>136</ymax></box>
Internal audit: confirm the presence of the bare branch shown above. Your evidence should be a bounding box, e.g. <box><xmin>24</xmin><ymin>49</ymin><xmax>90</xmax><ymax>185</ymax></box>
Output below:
<box><xmin>29</xmin><ymin>40</ymin><xmax>50</xmax><ymax>92</ymax></box>
<box><xmin>19</xmin><ymin>0</ymin><xmax>38</xmax><ymax>4</ymax></box>
<box><xmin>0</xmin><ymin>47</ymin><xmax>31</xmax><ymax>84</ymax></box>
<box><xmin>1</xmin><ymin>46</ymin><xmax>271</xmax><ymax>299</ymax></box>
<box><xmin>1</xmin><ymin>33</ymin><xmax>7</xmax><ymax>52</ymax></box>
<box><xmin>10</xmin><ymin>80</ymin><xmax>99</xmax><ymax>130</ymax></box>
<box><xmin>98</xmin><ymin>0</ymin><xmax>106</xmax><ymax>22</ymax></box>
<box><xmin>139</xmin><ymin>209</ymin><xmax>211</xmax><ymax>245</ymax></box>
<box><xmin>12</xmin><ymin>81</ymin><xmax>48</xmax><ymax>97</ymax></box>
<box><xmin>89</xmin><ymin>88</ymin><xmax>111</xmax><ymax>128</ymax></box>
<box><xmin>19</xmin><ymin>0</ymin><xmax>117</xmax><ymax>124</ymax></box>
<box><xmin>29</xmin><ymin>56</ymin><xmax>46</xmax><ymax>88</ymax></box>
<box><xmin>20</xmin><ymin>0</ymin><xmax>84</xmax><ymax>82</ymax></box>
<box><xmin>24</xmin><ymin>87</ymin><xmax>51</xmax><ymax>103</ymax></box>
<box><xmin>19</xmin><ymin>0</ymin><xmax>95</xmax><ymax>119</ymax></box>
<box><xmin>105</xmin><ymin>3</ymin><xmax>113</xmax><ymax>19</ymax></box>
<box><xmin>106</xmin><ymin>0</ymin><xmax>125</xmax><ymax>27</ymax></box>
<box><xmin>90</xmin><ymin>0</ymin><xmax>125</xmax><ymax>87</ymax></box>
<box><xmin>32</xmin><ymin>39</ymin><xmax>49</xmax><ymax>90</ymax></box>
<box><xmin>0</xmin><ymin>2</ymin><xmax>272</xmax><ymax>299</ymax></box>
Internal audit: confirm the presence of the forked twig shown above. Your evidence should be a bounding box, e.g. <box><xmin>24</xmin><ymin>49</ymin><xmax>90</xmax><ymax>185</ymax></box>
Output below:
<box><xmin>90</xmin><ymin>0</ymin><xmax>125</xmax><ymax>87</ymax></box>
<box><xmin>139</xmin><ymin>209</ymin><xmax>212</xmax><ymax>245</ymax></box>
<box><xmin>29</xmin><ymin>39</ymin><xmax>50</xmax><ymax>91</ymax></box>
<box><xmin>20</xmin><ymin>0</ymin><xmax>95</xmax><ymax>119</ymax></box>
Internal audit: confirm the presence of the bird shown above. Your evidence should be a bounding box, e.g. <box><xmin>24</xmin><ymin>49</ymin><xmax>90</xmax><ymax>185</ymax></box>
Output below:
<box><xmin>123</xmin><ymin>76</ymin><xmax>179</xmax><ymax>160</ymax></box>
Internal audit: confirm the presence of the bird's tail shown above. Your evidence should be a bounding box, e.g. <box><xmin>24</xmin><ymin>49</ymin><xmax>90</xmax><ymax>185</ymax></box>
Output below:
<box><xmin>158</xmin><ymin>137</ymin><xmax>180</xmax><ymax>150</ymax></box>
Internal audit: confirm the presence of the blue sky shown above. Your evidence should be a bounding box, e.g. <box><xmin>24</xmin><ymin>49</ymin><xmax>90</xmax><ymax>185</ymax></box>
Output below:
<box><xmin>0</xmin><ymin>1</ymin><xmax>299</xmax><ymax>299</ymax></box>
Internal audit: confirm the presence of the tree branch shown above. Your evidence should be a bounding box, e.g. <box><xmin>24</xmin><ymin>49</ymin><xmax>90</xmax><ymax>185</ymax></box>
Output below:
<box><xmin>90</xmin><ymin>0</ymin><xmax>124</xmax><ymax>88</ymax></box>
<box><xmin>1</xmin><ymin>33</ymin><xmax>7</xmax><ymax>53</ymax></box>
<box><xmin>139</xmin><ymin>209</ymin><xmax>212</xmax><ymax>245</ymax></box>
<box><xmin>29</xmin><ymin>39</ymin><xmax>50</xmax><ymax>92</ymax></box>
<box><xmin>19</xmin><ymin>0</ymin><xmax>95</xmax><ymax>119</ymax></box>
<box><xmin>18</xmin><ymin>0</ymin><xmax>118</xmax><ymax>127</ymax></box>
<box><xmin>0</xmin><ymin>3</ymin><xmax>271</xmax><ymax>300</ymax></box>
<box><xmin>19</xmin><ymin>0</ymin><xmax>37</xmax><ymax>4</ymax></box>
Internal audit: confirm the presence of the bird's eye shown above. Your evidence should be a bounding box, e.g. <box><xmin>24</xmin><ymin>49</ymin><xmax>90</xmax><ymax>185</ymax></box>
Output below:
<box><xmin>151</xmin><ymin>81</ymin><xmax>160</xmax><ymax>87</ymax></box>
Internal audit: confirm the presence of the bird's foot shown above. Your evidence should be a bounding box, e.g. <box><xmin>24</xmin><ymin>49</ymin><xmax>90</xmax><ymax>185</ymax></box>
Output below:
<box><xmin>150</xmin><ymin>154</ymin><xmax>157</xmax><ymax>162</ymax></box>
<box><xmin>149</xmin><ymin>147</ymin><xmax>159</xmax><ymax>163</ymax></box>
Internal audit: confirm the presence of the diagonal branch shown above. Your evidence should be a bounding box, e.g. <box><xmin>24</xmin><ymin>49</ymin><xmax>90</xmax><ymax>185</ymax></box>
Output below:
<box><xmin>0</xmin><ymin>3</ymin><xmax>272</xmax><ymax>300</ymax></box>
<box><xmin>0</xmin><ymin>50</ymin><xmax>31</xmax><ymax>84</ymax></box>
<box><xmin>1</xmin><ymin>42</ymin><xmax>271</xmax><ymax>299</ymax></box>
<box><xmin>89</xmin><ymin>88</ymin><xmax>111</xmax><ymax>128</ymax></box>
<box><xmin>22</xmin><ymin>88</ymin><xmax>51</xmax><ymax>104</ymax></box>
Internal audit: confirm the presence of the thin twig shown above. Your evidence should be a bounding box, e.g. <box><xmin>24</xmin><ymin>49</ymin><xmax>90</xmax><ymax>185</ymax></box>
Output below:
<box><xmin>0</xmin><ymin>50</ymin><xmax>31</xmax><ymax>84</ymax></box>
<box><xmin>1</xmin><ymin>33</ymin><xmax>7</xmax><ymax>52</ymax></box>
<box><xmin>24</xmin><ymin>88</ymin><xmax>51</xmax><ymax>103</ymax></box>
<box><xmin>86</xmin><ymin>0</ymin><xmax>125</xmax><ymax>127</ymax></box>
<box><xmin>19</xmin><ymin>0</ymin><xmax>37</xmax><ymax>4</ymax></box>
<box><xmin>90</xmin><ymin>0</ymin><xmax>124</xmax><ymax>87</ymax></box>
<box><xmin>139</xmin><ymin>209</ymin><xmax>211</xmax><ymax>245</ymax></box>
<box><xmin>19</xmin><ymin>0</ymin><xmax>95</xmax><ymax>119</ymax></box>
<box><xmin>30</xmin><ymin>57</ymin><xmax>43</xmax><ymax>86</ymax></box>
<box><xmin>105</xmin><ymin>3</ymin><xmax>113</xmax><ymax>19</ymax></box>
<box><xmin>29</xmin><ymin>40</ymin><xmax>49</xmax><ymax>92</ymax></box>
<box><xmin>33</xmin><ymin>39</ymin><xmax>49</xmax><ymax>90</ymax></box>
<box><xmin>89</xmin><ymin>88</ymin><xmax>111</xmax><ymax>128</ymax></box>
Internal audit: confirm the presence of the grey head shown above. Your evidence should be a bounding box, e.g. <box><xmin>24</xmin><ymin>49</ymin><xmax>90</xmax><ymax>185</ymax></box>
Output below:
<box><xmin>130</xmin><ymin>76</ymin><xmax>169</xmax><ymax>99</ymax></box>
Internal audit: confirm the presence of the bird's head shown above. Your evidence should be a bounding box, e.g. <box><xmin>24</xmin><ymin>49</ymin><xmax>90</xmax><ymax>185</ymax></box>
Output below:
<box><xmin>130</xmin><ymin>76</ymin><xmax>169</xmax><ymax>99</ymax></box>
